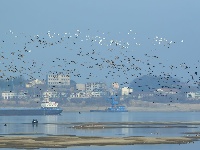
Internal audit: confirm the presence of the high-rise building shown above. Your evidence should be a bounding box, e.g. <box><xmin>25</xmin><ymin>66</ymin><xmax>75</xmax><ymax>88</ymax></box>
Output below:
<box><xmin>47</xmin><ymin>72</ymin><xmax>70</xmax><ymax>90</ymax></box>
<box><xmin>85</xmin><ymin>82</ymin><xmax>107</xmax><ymax>97</ymax></box>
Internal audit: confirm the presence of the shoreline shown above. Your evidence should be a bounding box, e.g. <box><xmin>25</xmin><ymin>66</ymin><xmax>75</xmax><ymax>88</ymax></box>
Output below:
<box><xmin>0</xmin><ymin>135</ymin><xmax>197</xmax><ymax>149</ymax></box>
<box><xmin>62</xmin><ymin>103</ymin><xmax>200</xmax><ymax>112</ymax></box>
<box><xmin>1</xmin><ymin>101</ymin><xmax>200</xmax><ymax>112</ymax></box>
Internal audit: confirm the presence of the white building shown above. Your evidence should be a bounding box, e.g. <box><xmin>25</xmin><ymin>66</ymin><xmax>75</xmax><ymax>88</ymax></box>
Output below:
<box><xmin>43</xmin><ymin>91</ymin><xmax>58</xmax><ymax>98</ymax></box>
<box><xmin>85</xmin><ymin>82</ymin><xmax>105</xmax><ymax>92</ymax></box>
<box><xmin>155</xmin><ymin>88</ymin><xmax>179</xmax><ymax>95</ymax></box>
<box><xmin>26</xmin><ymin>79</ymin><xmax>44</xmax><ymax>88</ymax></box>
<box><xmin>47</xmin><ymin>72</ymin><xmax>70</xmax><ymax>88</ymax></box>
<box><xmin>187</xmin><ymin>92</ymin><xmax>200</xmax><ymax>99</ymax></box>
<box><xmin>137</xmin><ymin>92</ymin><xmax>154</xmax><ymax>99</ymax></box>
<box><xmin>91</xmin><ymin>91</ymin><xmax>104</xmax><ymax>97</ymax></box>
<box><xmin>121</xmin><ymin>87</ymin><xmax>133</xmax><ymax>96</ymax></box>
<box><xmin>2</xmin><ymin>91</ymin><xmax>17</xmax><ymax>99</ymax></box>
<box><xmin>85</xmin><ymin>82</ymin><xmax>106</xmax><ymax>97</ymax></box>
<box><xmin>70</xmin><ymin>92</ymin><xmax>88</xmax><ymax>98</ymax></box>
<box><xmin>76</xmin><ymin>83</ymin><xmax>85</xmax><ymax>91</ymax></box>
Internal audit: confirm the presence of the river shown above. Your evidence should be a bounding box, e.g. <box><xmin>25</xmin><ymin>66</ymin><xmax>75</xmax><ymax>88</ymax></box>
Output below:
<box><xmin>1</xmin><ymin>111</ymin><xmax>200</xmax><ymax>149</ymax></box>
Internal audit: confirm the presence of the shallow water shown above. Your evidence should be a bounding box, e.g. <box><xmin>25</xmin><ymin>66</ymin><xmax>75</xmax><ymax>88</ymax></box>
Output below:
<box><xmin>1</xmin><ymin>111</ymin><xmax>200</xmax><ymax>149</ymax></box>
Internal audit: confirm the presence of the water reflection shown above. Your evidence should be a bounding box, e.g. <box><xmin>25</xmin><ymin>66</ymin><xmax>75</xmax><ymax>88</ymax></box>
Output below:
<box><xmin>44</xmin><ymin>116</ymin><xmax>58</xmax><ymax>135</ymax></box>
<box><xmin>0</xmin><ymin>112</ymin><xmax>200</xmax><ymax>137</ymax></box>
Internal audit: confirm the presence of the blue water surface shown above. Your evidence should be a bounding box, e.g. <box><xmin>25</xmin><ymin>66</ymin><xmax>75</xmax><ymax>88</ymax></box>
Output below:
<box><xmin>1</xmin><ymin>111</ymin><xmax>200</xmax><ymax>150</ymax></box>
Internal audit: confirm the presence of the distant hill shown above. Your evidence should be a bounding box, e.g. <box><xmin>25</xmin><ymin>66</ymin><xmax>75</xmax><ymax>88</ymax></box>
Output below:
<box><xmin>129</xmin><ymin>75</ymin><xmax>182</xmax><ymax>92</ymax></box>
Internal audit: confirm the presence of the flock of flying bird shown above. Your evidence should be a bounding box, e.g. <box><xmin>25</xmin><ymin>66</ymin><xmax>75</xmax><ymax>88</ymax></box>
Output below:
<box><xmin>0</xmin><ymin>29</ymin><xmax>199</xmax><ymax>95</ymax></box>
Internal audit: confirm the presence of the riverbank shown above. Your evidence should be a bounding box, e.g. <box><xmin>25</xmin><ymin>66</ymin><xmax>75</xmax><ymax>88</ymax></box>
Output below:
<box><xmin>62</xmin><ymin>102</ymin><xmax>200</xmax><ymax>112</ymax></box>
<box><xmin>1</xmin><ymin>100</ymin><xmax>200</xmax><ymax>112</ymax></box>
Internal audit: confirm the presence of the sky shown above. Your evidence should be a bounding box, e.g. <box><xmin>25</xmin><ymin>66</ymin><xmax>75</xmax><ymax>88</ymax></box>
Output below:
<box><xmin>0</xmin><ymin>0</ymin><xmax>200</xmax><ymax>86</ymax></box>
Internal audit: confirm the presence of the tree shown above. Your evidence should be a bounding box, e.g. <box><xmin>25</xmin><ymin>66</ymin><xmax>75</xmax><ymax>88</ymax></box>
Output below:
<box><xmin>129</xmin><ymin>75</ymin><xmax>181</xmax><ymax>92</ymax></box>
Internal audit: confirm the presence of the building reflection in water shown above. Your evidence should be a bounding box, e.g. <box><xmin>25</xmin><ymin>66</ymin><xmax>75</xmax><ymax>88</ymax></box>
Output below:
<box><xmin>120</xmin><ymin>113</ymin><xmax>129</xmax><ymax>136</ymax></box>
<box><xmin>43</xmin><ymin>115</ymin><xmax>58</xmax><ymax>135</ymax></box>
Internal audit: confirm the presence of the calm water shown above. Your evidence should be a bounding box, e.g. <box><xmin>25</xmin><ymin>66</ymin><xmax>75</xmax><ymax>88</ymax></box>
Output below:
<box><xmin>1</xmin><ymin>111</ymin><xmax>200</xmax><ymax>149</ymax></box>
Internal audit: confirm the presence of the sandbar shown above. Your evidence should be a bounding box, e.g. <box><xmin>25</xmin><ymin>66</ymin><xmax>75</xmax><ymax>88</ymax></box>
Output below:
<box><xmin>0</xmin><ymin>135</ymin><xmax>197</xmax><ymax>149</ymax></box>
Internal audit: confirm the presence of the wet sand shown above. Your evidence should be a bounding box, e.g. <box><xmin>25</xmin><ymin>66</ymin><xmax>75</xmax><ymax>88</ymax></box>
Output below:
<box><xmin>69</xmin><ymin>121</ymin><xmax>200</xmax><ymax>129</ymax></box>
<box><xmin>68</xmin><ymin>121</ymin><xmax>200</xmax><ymax>126</ymax></box>
<box><xmin>0</xmin><ymin>135</ymin><xmax>197</xmax><ymax>149</ymax></box>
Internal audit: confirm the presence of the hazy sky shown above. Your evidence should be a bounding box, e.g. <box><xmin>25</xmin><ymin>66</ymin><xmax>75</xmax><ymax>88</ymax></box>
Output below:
<box><xmin>0</xmin><ymin>0</ymin><xmax>200</xmax><ymax>86</ymax></box>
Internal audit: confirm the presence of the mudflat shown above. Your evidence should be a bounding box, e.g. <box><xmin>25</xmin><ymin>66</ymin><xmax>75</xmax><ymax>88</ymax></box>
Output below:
<box><xmin>0</xmin><ymin>135</ymin><xmax>196</xmax><ymax>149</ymax></box>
